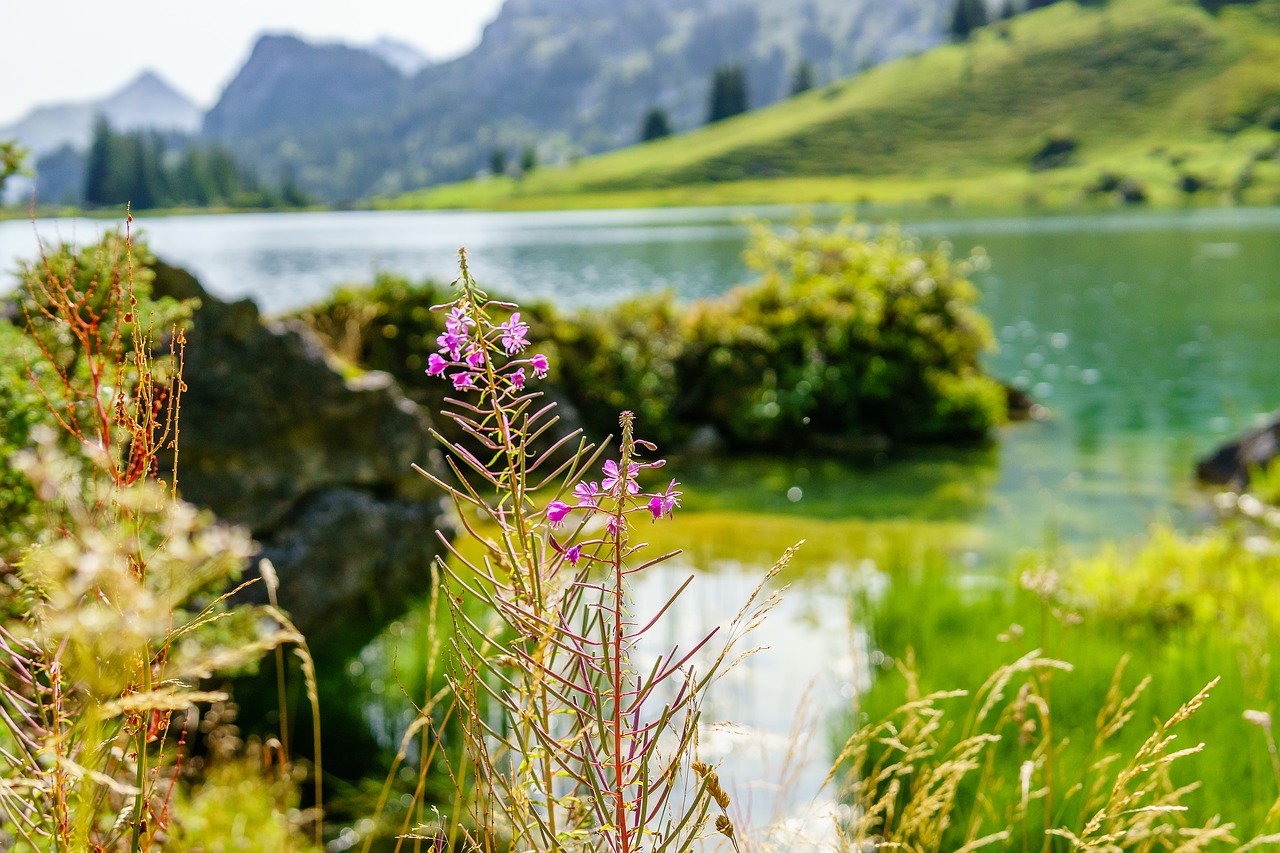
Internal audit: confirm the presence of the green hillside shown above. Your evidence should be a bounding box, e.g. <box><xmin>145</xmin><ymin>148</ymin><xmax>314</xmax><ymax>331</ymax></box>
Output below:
<box><xmin>380</xmin><ymin>0</ymin><xmax>1280</xmax><ymax>211</ymax></box>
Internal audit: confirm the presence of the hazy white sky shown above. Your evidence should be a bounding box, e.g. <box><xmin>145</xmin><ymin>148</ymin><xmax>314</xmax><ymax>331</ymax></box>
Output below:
<box><xmin>0</xmin><ymin>0</ymin><xmax>507</xmax><ymax>125</ymax></box>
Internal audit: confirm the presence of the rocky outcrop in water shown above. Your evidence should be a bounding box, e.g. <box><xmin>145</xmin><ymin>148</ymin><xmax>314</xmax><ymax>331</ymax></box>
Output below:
<box><xmin>152</xmin><ymin>261</ymin><xmax>452</xmax><ymax>656</ymax></box>
<box><xmin>1196</xmin><ymin>416</ymin><xmax>1280</xmax><ymax>489</ymax></box>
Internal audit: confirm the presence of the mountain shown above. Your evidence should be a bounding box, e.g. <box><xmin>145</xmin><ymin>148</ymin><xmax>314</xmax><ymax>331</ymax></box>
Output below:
<box><xmin>384</xmin><ymin>0</ymin><xmax>1280</xmax><ymax>211</ymax></box>
<box><xmin>204</xmin><ymin>35</ymin><xmax>406</xmax><ymax>140</ymax></box>
<box><xmin>201</xmin><ymin>0</ymin><xmax>953</xmax><ymax>201</ymax></box>
<box><xmin>202</xmin><ymin>34</ymin><xmax>409</xmax><ymax>201</ymax></box>
<box><xmin>367</xmin><ymin>37</ymin><xmax>432</xmax><ymax>75</ymax></box>
<box><xmin>0</xmin><ymin>71</ymin><xmax>200</xmax><ymax>157</ymax></box>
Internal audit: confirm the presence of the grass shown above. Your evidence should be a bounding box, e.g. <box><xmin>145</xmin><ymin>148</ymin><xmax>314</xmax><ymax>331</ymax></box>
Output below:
<box><xmin>848</xmin><ymin>524</ymin><xmax>1280</xmax><ymax>846</ymax></box>
<box><xmin>378</xmin><ymin>0</ymin><xmax>1280</xmax><ymax>213</ymax></box>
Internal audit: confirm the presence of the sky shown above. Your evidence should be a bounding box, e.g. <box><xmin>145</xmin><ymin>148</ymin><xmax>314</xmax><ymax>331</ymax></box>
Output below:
<box><xmin>0</xmin><ymin>0</ymin><xmax>507</xmax><ymax>125</ymax></box>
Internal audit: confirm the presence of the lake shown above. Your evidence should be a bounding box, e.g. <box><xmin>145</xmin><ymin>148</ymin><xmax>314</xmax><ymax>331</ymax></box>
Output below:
<box><xmin>5</xmin><ymin>205</ymin><xmax>1274</xmax><ymax>547</ymax></box>
<box><xmin>4</xmin><ymin>205</ymin><xmax>1278</xmax><ymax>833</ymax></box>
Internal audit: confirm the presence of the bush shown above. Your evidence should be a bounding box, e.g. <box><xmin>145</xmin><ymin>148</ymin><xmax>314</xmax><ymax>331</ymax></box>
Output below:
<box><xmin>0</xmin><ymin>323</ymin><xmax>45</xmax><ymax>558</ymax></box>
<box><xmin>554</xmin><ymin>292</ymin><xmax>687</xmax><ymax>447</ymax></box>
<box><xmin>299</xmin><ymin>222</ymin><xmax>1007</xmax><ymax>454</ymax></box>
<box><xmin>677</xmin><ymin>221</ymin><xmax>1004</xmax><ymax>448</ymax></box>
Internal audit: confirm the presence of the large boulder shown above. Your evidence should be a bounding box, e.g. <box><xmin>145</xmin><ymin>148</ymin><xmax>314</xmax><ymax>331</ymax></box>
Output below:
<box><xmin>152</xmin><ymin>261</ymin><xmax>453</xmax><ymax>655</ymax></box>
<box><xmin>1196</xmin><ymin>416</ymin><xmax>1280</xmax><ymax>489</ymax></box>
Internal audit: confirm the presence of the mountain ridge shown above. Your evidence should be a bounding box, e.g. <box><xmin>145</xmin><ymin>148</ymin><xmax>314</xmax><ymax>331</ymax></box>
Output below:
<box><xmin>0</xmin><ymin>71</ymin><xmax>200</xmax><ymax>158</ymax></box>
<box><xmin>200</xmin><ymin>0</ymin><xmax>956</xmax><ymax>201</ymax></box>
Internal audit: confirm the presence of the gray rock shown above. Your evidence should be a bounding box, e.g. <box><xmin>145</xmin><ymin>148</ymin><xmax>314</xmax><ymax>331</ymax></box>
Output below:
<box><xmin>1197</xmin><ymin>416</ymin><xmax>1280</xmax><ymax>489</ymax></box>
<box><xmin>152</xmin><ymin>261</ymin><xmax>452</xmax><ymax>653</ymax></box>
<box><xmin>258</xmin><ymin>489</ymin><xmax>444</xmax><ymax>651</ymax></box>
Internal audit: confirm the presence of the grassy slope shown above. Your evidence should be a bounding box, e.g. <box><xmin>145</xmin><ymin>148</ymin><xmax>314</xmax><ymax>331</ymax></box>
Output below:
<box><xmin>381</xmin><ymin>0</ymin><xmax>1280</xmax><ymax>211</ymax></box>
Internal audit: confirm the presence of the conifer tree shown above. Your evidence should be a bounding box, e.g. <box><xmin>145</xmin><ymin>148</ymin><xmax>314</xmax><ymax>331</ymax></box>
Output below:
<box><xmin>790</xmin><ymin>60</ymin><xmax>815</xmax><ymax>95</ymax></box>
<box><xmin>707</xmin><ymin>64</ymin><xmax>749</xmax><ymax>124</ymax></box>
<box><xmin>640</xmin><ymin>107</ymin><xmax>673</xmax><ymax>142</ymax></box>
<box><xmin>489</xmin><ymin>148</ymin><xmax>508</xmax><ymax>177</ymax></box>
<box><xmin>83</xmin><ymin>116</ymin><xmax>115</xmax><ymax>207</ymax></box>
<box><xmin>949</xmin><ymin>0</ymin><xmax>989</xmax><ymax>39</ymax></box>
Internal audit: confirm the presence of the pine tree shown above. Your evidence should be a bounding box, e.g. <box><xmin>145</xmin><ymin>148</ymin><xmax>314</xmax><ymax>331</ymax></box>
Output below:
<box><xmin>279</xmin><ymin>166</ymin><xmax>310</xmax><ymax>208</ymax></box>
<box><xmin>707</xmin><ymin>64</ymin><xmax>749</xmax><ymax>124</ymax></box>
<box><xmin>207</xmin><ymin>147</ymin><xmax>241</xmax><ymax>203</ymax></box>
<box><xmin>790</xmin><ymin>60</ymin><xmax>815</xmax><ymax>96</ymax></box>
<box><xmin>83</xmin><ymin>116</ymin><xmax>115</xmax><ymax>207</ymax></box>
<box><xmin>640</xmin><ymin>108</ymin><xmax>672</xmax><ymax>142</ymax></box>
<box><xmin>949</xmin><ymin>0</ymin><xmax>989</xmax><ymax>40</ymax></box>
<box><xmin>489</xmin><ymin>148</ymin><xmax>508</xmax><ymax>177</ymax></box>
<box><xmin>172</xmin><ymin>148</ymin><xmax>215</xmax><ymax>206</ymax></box>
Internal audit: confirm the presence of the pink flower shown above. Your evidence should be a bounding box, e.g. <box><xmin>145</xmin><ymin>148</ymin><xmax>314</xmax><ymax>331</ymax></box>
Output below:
<box><xmin>437</xmin><ymin>331</ymin><xmax>464</xmax><ymax>359</ymax></box>
<box><xmin>606</xmin><ymin>515</ymin><xmax>620</xmax><ymax>538</ymax></box>
<box><xmin>546</xmin><ymin>500</ymin><xmax>572</xmax><ymax>527</ymax></box>
<box><xmin>530</xmin><ymin>353</ymin><xmax>549</xmax><ymax>378</ymax></box>
<box><xmin>508</xmin><ymin>368</ymin><xmax>526</xmax><ymax>390</ymax></box>
<box><xmin>427</xmin><ymin>353</ymin><xmax>448</xmax><ymax>376</ymax></box>
<box><xmin>452</xmin><ymin>372</ymin><xmax>476</xmax><ymax>390</ymax></box>
<box><xmin>465</xmin><ymin>349</ymin><xmax>485</xmax><ymax>369</ymax></box>
<box><xmin>499</xmin><ymin>312</ymin><xmax>530</xmax><ymax>354</ymax></box>
<box><xmin>573</xmin><ymin>480</ymin><xmax>599</xmax><ymax>507</ymax></box>
<box><xmin>564</xmin><ymin>544</ymin><xmax>582</xmax><ymax>565</ymax></box>
<box><xmin>446</xmin><ymin>305</ymin><xmax>472</xmax><ymax>332</ymax></box>
<box><xmin>648</xmin><ymin>480</ymin><xmax>682</xmax><ymax>520</ymax></box>
<box><xmin>602</xmin><ymin>460</ymin><xmax>640</xmax><ymax>495</ymax></box>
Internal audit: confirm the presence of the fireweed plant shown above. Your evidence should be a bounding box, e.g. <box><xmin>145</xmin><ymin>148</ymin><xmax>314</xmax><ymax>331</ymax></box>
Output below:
<box><xmin>412</xmin><ymin>251</ymin><xmax>792</xmax><ymax>853</ymax></box>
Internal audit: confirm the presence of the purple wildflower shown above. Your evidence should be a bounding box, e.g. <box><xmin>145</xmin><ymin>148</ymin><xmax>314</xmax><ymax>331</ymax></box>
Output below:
<box><xmin>446</xmin><ymin>305</ymin><xmax>472</xmax><ymax>332</ymax></box>
<box><xmin>465</xmin><ymin>349</ymin><xmax>485</xmax><ymax>369</ymax></box>
<box><xmin>437</xmin><ymin>331</ymin><xmax>464</xmax><ymax>360</ymax></box>
<box><xmin>606</xmin><ymin>515</ymin><xmax>620</xmax><ymax>538</ymax></box>
<box><xmin>564</xmin><ymin>544</ymin><xmax>582</xmax><ymax>565</ymax></box>
<box><xmin>530</xmin><ymin>353</ymin><xmax>549</xmax><ymax>378</ymax></box>
<box><xmin>499</xmin><ymin>312</ymin><xmax>530</xmax><ymax>354</ymax></box>
<box><xmin>648</xmin><ymin>497</ymin><xmax>664</xmax><ymax>520</ymax></box>
<box><xmin>508</xmin><ymin>368</ymin><xmax>526</xmax><ymax>390</ymax></box>
<box><xmin>573</xmin><ymin>481</ymin><xmax>599</xmax><ymax>507</ymax></box>
<box><xmin>648</xmin><ymin>479</ymin><xmax>682</xmax><ymax>520</ymax></box>
<box><xmin>452</xmin><ymin>372</ymin><xmax>476</xmax><ymax>391</ymax></box>
<box><xmin>427</xmin><ymin>353</ymin><xmax>448</xmax><ymax>376</ymax></box>
<box><xmin>546</xmin><ymin>500</ymin><xmax>572</xmax><ymax>528</ymax></box>
<box><xmin>602</xmin><ymin>460</ymin><xmax>640</xmax><ymax>495</ymax></box>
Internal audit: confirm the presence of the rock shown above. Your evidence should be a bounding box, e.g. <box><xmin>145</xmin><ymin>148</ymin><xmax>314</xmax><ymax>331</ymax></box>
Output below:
<box><xmin>259</xmin><ymin>489</ymin><xmax>444</xmax><ymax>650</ymax></box>
<box><xmin>151</xmin><ymin>261</ymin><xmax>453</xmax><ymax>654</ymax></box>
<box><xmin>1196</xmin><ymin>416</ymin><xmax>1280</xmax><ymax>489</ymax></box>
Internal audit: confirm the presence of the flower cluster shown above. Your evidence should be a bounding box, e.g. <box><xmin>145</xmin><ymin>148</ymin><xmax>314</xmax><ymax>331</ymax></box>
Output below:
<box><xmin>546</xmin><ymin>455</ymin><xmax>682</xmax><ymax>564</ymax></box>
<box><xmin>426</xmin><ymin>301</ymin><xmax>549</xmax><ymax>393</ymax></box>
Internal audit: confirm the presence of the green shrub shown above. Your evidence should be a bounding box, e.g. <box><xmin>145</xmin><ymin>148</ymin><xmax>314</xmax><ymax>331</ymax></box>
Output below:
<box><xmin>1070</xmin><ymin>524</ymin><xmax>1280</xmax><ymax>642</ymax></box>
<box><xmin>553</xmin><ymin>291</ymin><xmax>686</xmax><ymax>447</ymax></box>
<box><xmin>300</xmin><ymin>221</ymin><xmax>1007</xmax><ymax>453</ymax></box>
<box><xmin>679</xmin><ymin>221</ymin><xmax>1004</xmax><ymax>448</ymax></box>
<box><xmin>296</xmin><ymin>271</ymin><xmax>560</xmax><ymax>388</ymax></box>
<box><xmin>0</xmin><ymin>323</ymin><xmax>45</xmax><ymax>558</ymax></box>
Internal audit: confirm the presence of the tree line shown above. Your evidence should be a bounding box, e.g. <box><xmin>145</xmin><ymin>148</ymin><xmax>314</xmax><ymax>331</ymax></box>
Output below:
<box><xmin>82</xmin><ymin>117</ymin><xmax>309</xmax><ymax>210</ymax></box>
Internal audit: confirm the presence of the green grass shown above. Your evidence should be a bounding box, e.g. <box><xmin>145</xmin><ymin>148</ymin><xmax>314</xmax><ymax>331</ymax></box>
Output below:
<box><xmin>379</xmin><ymin>0</ymin><xmax>1280</xmax><ymax>212</ymax></box>
<box><xmin>850</xmin><ymin>525</ymin><xmax>1280</xmax><ymax>844</ymax></box>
